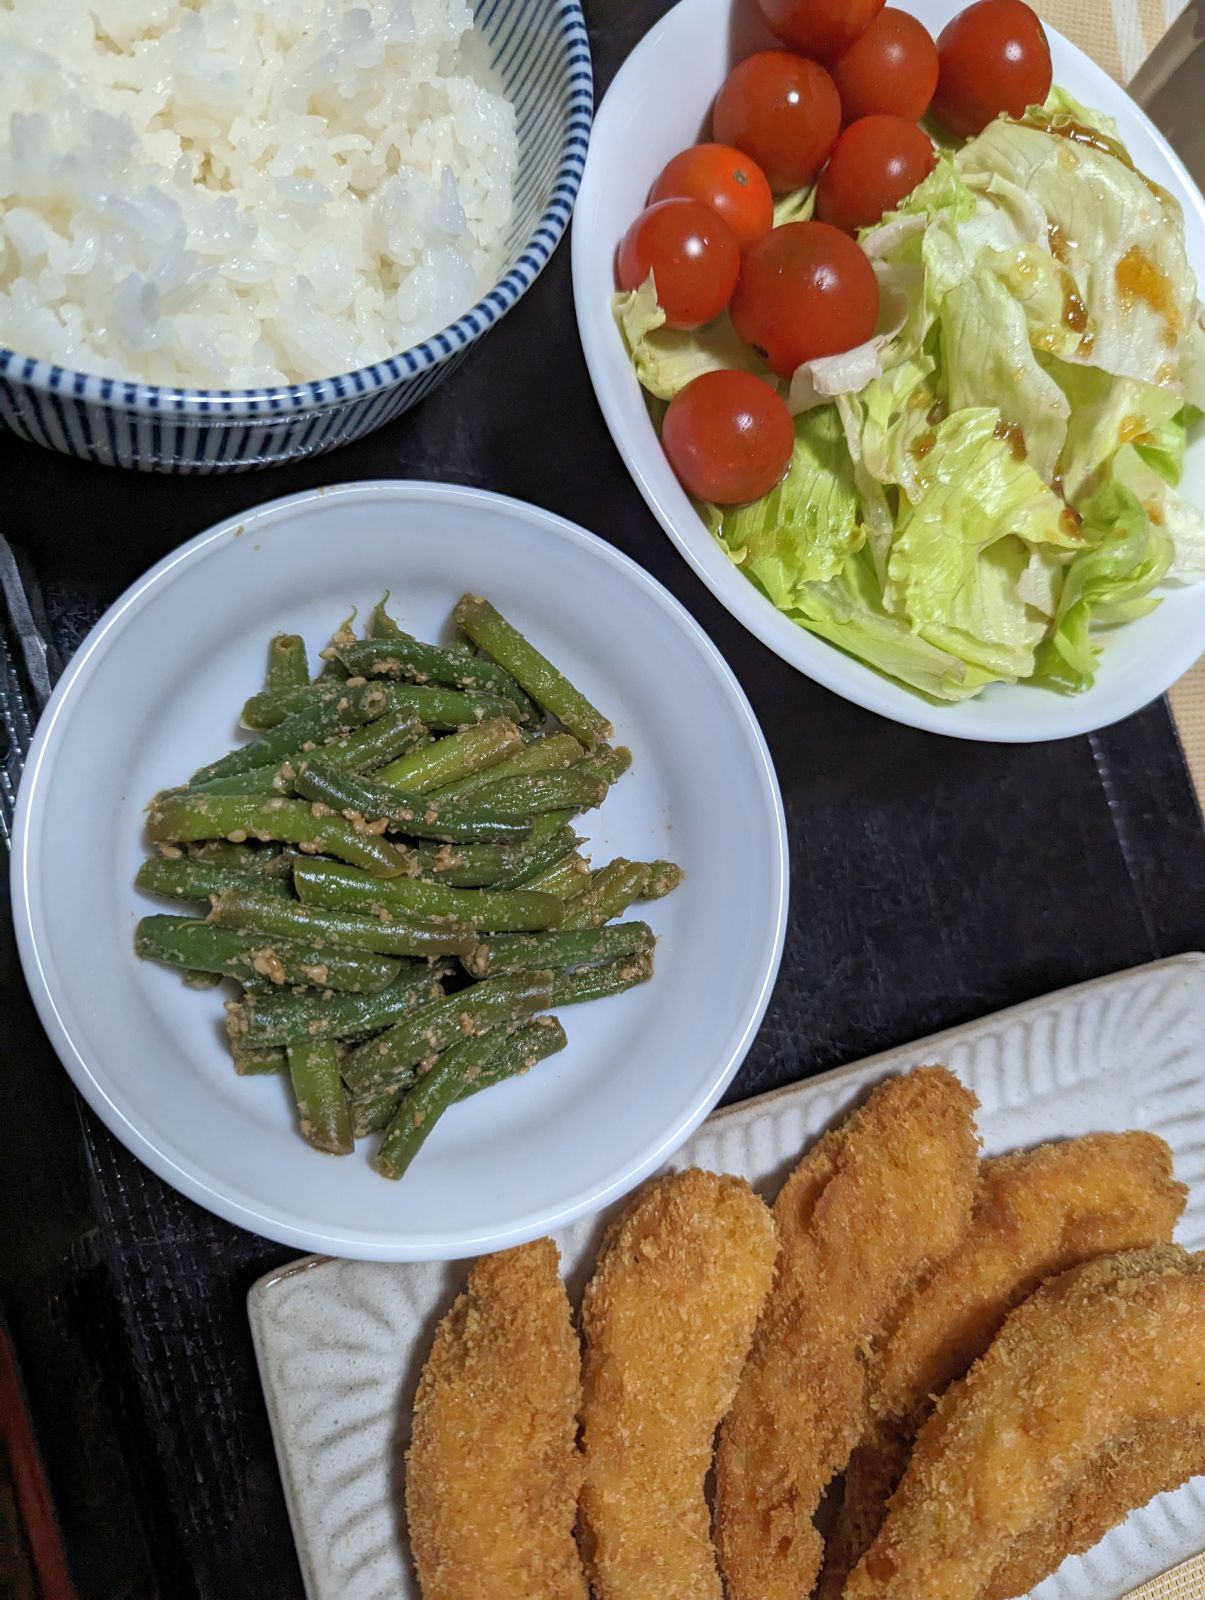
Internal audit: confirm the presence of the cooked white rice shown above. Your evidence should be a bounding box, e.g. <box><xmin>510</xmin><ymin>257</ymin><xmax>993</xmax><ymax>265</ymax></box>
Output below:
<box><xmin>0</xmin><ymin>0</ymin><xmax>519</xmax><ymax>386</ymax></box>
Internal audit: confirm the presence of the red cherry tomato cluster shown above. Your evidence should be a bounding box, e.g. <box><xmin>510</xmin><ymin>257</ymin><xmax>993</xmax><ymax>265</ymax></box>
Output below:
<box><xmin>615</xmin><ymin>0</ymin><xmax>1052</xmax><ymax>505</ymax></box>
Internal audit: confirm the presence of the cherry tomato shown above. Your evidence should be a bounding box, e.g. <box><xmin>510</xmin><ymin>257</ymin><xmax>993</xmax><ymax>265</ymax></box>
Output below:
<box><xmin>931</xmin><ymin>0</ymin><xmax>1052</xmax><ymax>139</ymax></box>
<box><xmin>830</xmin><ymin>8</ymin><xmax>939</xmax><ymax>123</ymax></box>
<box><xmin>662</xmin><ymin>371</ymin><xmax>795</xmax><ymax>504</ymax></box>
<box><xmin>649</xmin><ymin>144</ymin><xmax>775</xmax><ymax>253</ymax></box>
<box><xmin>713</xmin><ymin>51</ymin><xmax>841</xmax><ymax>193</ymax></box>
<box><xmin>617</xmin><ymin>199</ymin><xmax>740</xmax><ymax>329</ymax></box>
<box><xmin>755</xmin><ymin>0</ymin><xmax>885</xmax><ymax>59</ymax></box>
<box><xmin>816</xmin><ymin>115</ymin><xmax>937</xmax><ymax>234</ymax></box>
<box><xmin>729</xmin><ymin>221</ymin><xmax>880</xmax><ymax>375</ymax></box>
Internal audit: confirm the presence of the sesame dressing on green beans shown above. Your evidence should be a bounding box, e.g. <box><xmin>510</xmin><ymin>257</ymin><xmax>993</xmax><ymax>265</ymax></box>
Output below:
<box><xmin>562</xmin><ymin>859</ymin><xmax>654</xmax><ymax>929</ymax></box>
<box><xmin>428</xmin><ymin>732</ymin><xmax>584</xmax><ymax>800</ymax></box>
<box><xmin>373</xmin><ymin>717</ymin><xmax>522</xmax><ymax>792</ymax></box>
<box><xmin>410</xmin><ymin>821</ymin><xmax>578</xmax><ymax>888</ymax></box>
<box><xmin>292</xmin><ymin>762</ymin><xmax>536</xmax><ymax>843</ymax></box>
<box><xmin>241</xmin><ymin>681</ymin><xmax>522</xmax><ymax>732</ymax></box>
<box><xmin>135</xmin><ymin>915</ymin><xmax>400</xmax><ymax>992</ymax></box>
<box><xmin>266</xmin><ymin>633</ymin><xmax>309</xmax><ymax>691</ymax></box>
<box><xmin>350</xmin><ymin>1015</ymin><xmax>568</xmax><ymax>1136</ymax></box>
<box><xmin>226</xmin><ymin>962</ymin><xmax>448</xmax><ymax>1049</ymax></box>
<box><xmin>516</xmin><ymin>851</ymin><xmax>594</xmax><ymax>900</ymax></box>
<box><xmin>232</xmin><ymin>1042</ymin><xmax>288</xmax><ymax>1076</ymax></box>
<box><xmin>333</xmin><ymin>637</ymin><xmax>537</xmax><ymax>720</ymax></box>
<box><xmin>454</xmin><ymin>594</ymin><xmax>612</xmax><ymax>746</ymax></box>
<box><xmin>466</xmin><ymin>921</ymin><xmax>653</xmax><ymax>979</ymax></box>
<box><xmin>136</xmin><ymin>855</ymin><xmax>295</xmax><ymax>905</ymax></box>
<box><xmin>192</xmin><ymin>680</ymin><xmax>393</xmax><ymax>785</ymax></box>
<box><xmin>207</xmin><ymin>888</ymin><xmax>479</xmax><ymax>960</ymax></box>
<box><xmin>341</xmin><ymin>971</ymin><xmax>555</xmax><ymax>1096</ymax></box>
<box><xmin>287</xmin><ymin>1038</ymin><xmax>353</xmax><ymax>1155</ymax></box>
<box><xmin>292</xmin><ymin>858</ymin><xmax>566</xmax><ymax>932</ymax></box>
<box><xmin>373</xmin><ymin>1028</ymin><xmax>510</xmax><ymax>1180</ymax></box>
<box><xmin>147</xmin><ymin>794</ymin><xmax>411</xmax><ymax>876</ymax></box>
<box><xmin>133</xmin><ymin>594</ymin><xmax>680</xmax><ymax>1181</ymax></box>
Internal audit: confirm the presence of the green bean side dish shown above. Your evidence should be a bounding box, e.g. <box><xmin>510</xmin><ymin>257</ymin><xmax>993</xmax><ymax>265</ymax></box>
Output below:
<box><xmin>133</xmin><ymin>595</ymin><xmax>682</xmax><ymax>1182</ymax></box>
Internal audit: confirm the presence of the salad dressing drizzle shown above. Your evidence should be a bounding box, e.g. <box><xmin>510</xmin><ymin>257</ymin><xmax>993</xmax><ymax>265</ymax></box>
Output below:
<box><xmin>993</xmin><ymin>419</ymin><xmax>1028</xmax><ymax>462</ymax></box>
<box><xmin>1019</xmin><ymin>111</ymin><xmax>1177</xmax><ymax>208</ymax></box>
<box><xmin>1114</xmin><ymin>245</ymin><xmax>1183</xmax><ymax>351</ymax></box>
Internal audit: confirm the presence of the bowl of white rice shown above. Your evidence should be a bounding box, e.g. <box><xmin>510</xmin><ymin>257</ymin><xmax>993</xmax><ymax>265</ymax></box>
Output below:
<box><xmin>0</xmin><ymin>0</ymin><xmax>591</xmax><ymax>471</ymax></box>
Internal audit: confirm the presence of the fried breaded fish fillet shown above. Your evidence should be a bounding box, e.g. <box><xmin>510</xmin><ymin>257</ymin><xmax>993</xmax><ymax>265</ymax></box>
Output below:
<box><xmin>817</xmin><ymin>1132</ymin><xmax>1187</xmax><ymax>1598</ymax></box>
<box><xmin>714</xmin><ymin>1065</ymin><xmax>980</xmax><ymax>1600</ymax></box>
<box><xmin>843</xmin><ymin>1246</ymin><xmax>1205</xmax><ymax>1600</ymax></box>
<box><xmin>578</xmin><ymin>1168</ymin><xmax>778</xmax><ymax>1600</ymax></box>
<box><xmin>405</xmin><ymin>1238</ymin><xmax>586</xmax><ymax>1600</ymax></box>
<box><xmin>982</xmin><ymin>1418</ymin><xmax>1205</xmax><ymax>1599</ymax></box>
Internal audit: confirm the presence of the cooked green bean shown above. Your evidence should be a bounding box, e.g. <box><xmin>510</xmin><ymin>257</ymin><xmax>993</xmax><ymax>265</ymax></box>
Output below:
<box><xmin>366</xmin><ymin>595</ymin><xmax>411</xmax><ymax>641</ymax></box>
<box><xmin>266</xmin><ymin>633</ymin><xmax>309</xmax><ymax>691</ymax></box>
<box><xmin>374</xmin><ymin>718</ymin><xmax>522</xmax><ymax>793</ymax></box>
<box><xmin>136</xmin><ymin>855</ymin><xmax>294</xmax><ymax>905</ymax></box>
<box><xmin>411</xmin><ymin>822</ymin><xmax>578</xmax><ymax>888</ymax></box>
<box><xmin>185</xmin><ymin>839</ymin><xmax>283</xmax><ymax>871</ymax></box>
<box><xmin>349</xmin><ymin>1015</ymin><xmax>568</xmax><ymax>1134</ymax></box>
<box><xmin>192</xmin><ymin>681</ymin><xmax>392</xmax><ymax>785</ymax></box>
<box><xmin>242</xmin><ymin>681</ymin><xmax>521</xmax><ymax>732</ymax></box>
<box><xmin>135</xmin><ymin>915</ymin><xmax>400</xmax><ymax>992</ymax></box>
<box><xmin>576</xmin><ymin>744</ymin><xmax>633</xmax><ymax>787</ymax></box>
<box><xmin>342</xmin><ymin>971</ymin><xmax>554</xmax><ymax>1095</ymax></box>
<box><xmin>319</xmin><ymin>709</ymin><xmax>426</xmax><ymax>773</ymax></box>
<box><xmin>292</xmin><ymin>762</ymin><xmax>533</xmax><ymax>843</ymax></box>
<box><xmin>550</xmin><ymin>949</ymin><xmax>654</xmax><ymax>1004</ymax></box>
<box><xmin>516</xmin><ymin>851</ymin><xmax>594</xmax><ymax>899</ymax></box>
<box><xmin>373</xmin><ymin>1028</ymin><xmax>510</xmax><ymax>1180</ymax></box>
<box><xmin>184</xmin><ymin>763</ymin><xmax>292</xmax><ymax>798</ymax></box>
<box><xmin>562</xmin><ymin>859</ymin><xmax>652</xmax><ymax>929</ymax></box>
<box><xmin>428</xmin><ymin>732</ymin><xmax>584</xmax><ymax>800</ymax></box>
<box><xmin>466</xmin><ymin>921</ymin><xmax>653</xmax><ymax>978</ymax></box>
<box><xmin>287</xmin><ymin>1038</ymin><xmax>353</xmax><ymax>1154</ymax></box>
<box><xmin>334</xmin><ymin>637</ymin><xmax>536</xmax><ymax>719</ymax></box>
<box><xmin>135</xmin><ymin>596</ymin><xmax>679</xmax><ymax>1180</ymax></box>
<box><xmin>643</xmin><ymin>860</ymin><xmax>684</xmax><ymax>898</ymax></box>
<box><xmin>454</xmin><ymin>594</ymin><xmax>612</xmax><ymax>745</ymax></box>
<box><xmin>317</xmin><ymin>610</ymin><xmax>357</xmax><ymax>680</ymax></box>
<box><xmin>459</xmin><ymin>769</ymin><xmax>607</xmax><ymax>817</ymax></box>
<box><xmin>147</xmin><ymin>794</ymin><xmax>410</xmax><ymax>877</ymax></box>
<box><xmin>207</xmin><ymin>888</ymin><xmax>478</xmax><ymax>960</ymax></box>
<box><xmin>241</xmin><ymin>681</ymin><xmax>340</xmax><ymax>728</ymax></box>
<box><xmin>226</xmin><ymin>963</ymin><xmax>448</xmax><ymax>1049</ymax></box>
<box><xmin>231</xmin><ymin>1042</ymin><xmax>287</xmax><ymax>1076</ymax></box>
<box><xmin>292</xmin><ymin>858</ymin><xmax>565</xmax><ymax>932</ymax></box>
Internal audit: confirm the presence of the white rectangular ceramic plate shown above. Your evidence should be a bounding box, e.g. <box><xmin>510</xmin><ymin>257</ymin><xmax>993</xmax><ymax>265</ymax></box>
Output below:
<box><xmin>249</xmin><ymin>954</ymin><xmax>1205</xmax><ymax>1600</ymax></box>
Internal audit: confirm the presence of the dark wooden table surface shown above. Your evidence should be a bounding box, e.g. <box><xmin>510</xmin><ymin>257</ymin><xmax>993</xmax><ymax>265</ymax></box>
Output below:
<box><xmin>2</xmin><ymin>3</ymin><xmax>1204</xmax><ymax>1595</ymax></box>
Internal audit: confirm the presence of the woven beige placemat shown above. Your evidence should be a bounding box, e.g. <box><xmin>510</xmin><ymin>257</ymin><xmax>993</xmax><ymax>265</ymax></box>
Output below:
<box><xmin>1038</xmin><ymin>0</ymin><xmax>1204</xmax><ymax>805</ymax></box>
<box><xmin>1037</xmin><ymin>0</ymin><xmax>1188</xmax><ymax>83</ymax></box>
<box><xmin>1126</xmin><ymin>1552</ymin><xmax>1205</xmax><ymax>1598</ymax></box>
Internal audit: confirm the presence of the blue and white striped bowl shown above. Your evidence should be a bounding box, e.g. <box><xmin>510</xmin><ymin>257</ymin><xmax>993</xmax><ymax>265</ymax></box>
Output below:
<box><xmin>0</xmin><ymin>0</ymin><xmax>592</xmax><ymax>473</ymax></box>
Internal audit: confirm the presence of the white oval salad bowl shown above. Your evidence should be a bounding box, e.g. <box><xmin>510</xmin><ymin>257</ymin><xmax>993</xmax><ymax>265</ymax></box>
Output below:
<box><xmin>573</xmin><ymin>0</ymin><xmax>1205</xmax><ymax>742</ymax></box>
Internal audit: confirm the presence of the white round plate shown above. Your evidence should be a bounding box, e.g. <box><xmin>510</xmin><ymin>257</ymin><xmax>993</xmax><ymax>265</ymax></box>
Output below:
<box><xmin>11</xmin><ymin>482</ymin><xmax>787</xmax><ymax>1260</ymax></box>
<box><xmin>573</xmin><ymin>0</ymin><xmax>1205</xmax><ymax>742</ymax></box>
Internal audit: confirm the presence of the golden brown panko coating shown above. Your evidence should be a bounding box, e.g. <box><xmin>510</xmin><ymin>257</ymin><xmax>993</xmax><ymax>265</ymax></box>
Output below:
<box><xmin>578</xmin><ymin>1168</ymin><xmax>778</xmax><ymax>1600</ymax></box>
<box><xmin>817</xmin><ymin>1131</ymin><xmax>1187</xmax><ymax>1598</ymax></box>
<box><xmin>843</xmin><ymin>1246</ymin><xmax>1205</xmax><ymax>1600</ymax></box>
<box><xmin>982</xmin><ymin>1418</ymin><xmax>1205</xmax><ymax>1599</ymax></box>
<box><xmin>405</xmin><ymin>1238</ymin><xmax>586</xmax><ymax>1600</ymax></box>
<box><xmin>715</xmin><ymin>1065</ymin><xmax>981</xmax><ymax>1600</ymax></box>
